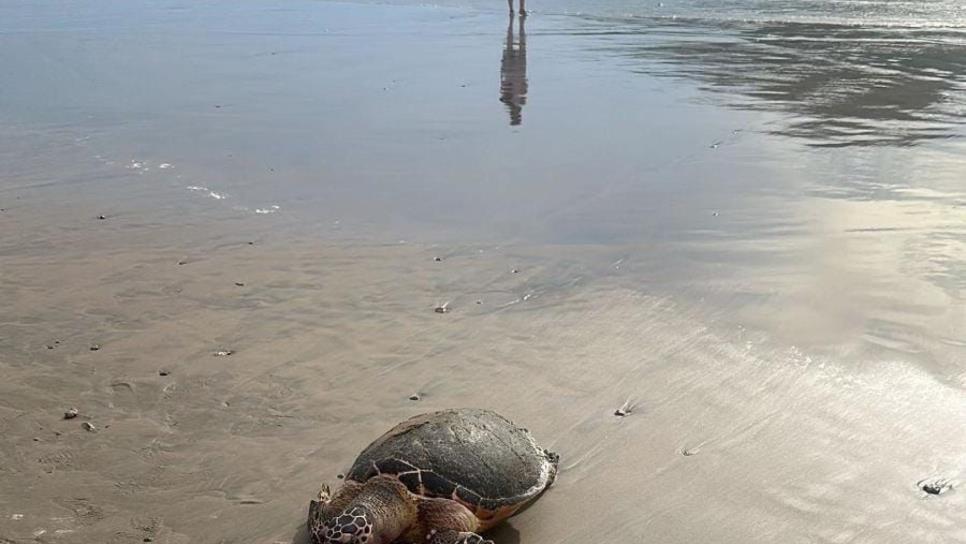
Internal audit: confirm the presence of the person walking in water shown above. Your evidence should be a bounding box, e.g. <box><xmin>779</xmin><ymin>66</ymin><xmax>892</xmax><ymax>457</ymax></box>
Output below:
<box><xmin>499</xmin><ymin>13</ymin><xmax>527</xmax><ymax>125</ymax></box>
<box><xmin>507</xmin><ymin>0</ymin><xmax>525</xmax><ymax>15</ymax></box>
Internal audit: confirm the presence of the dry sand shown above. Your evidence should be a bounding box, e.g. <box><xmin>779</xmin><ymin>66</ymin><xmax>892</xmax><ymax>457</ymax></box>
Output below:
<box><xmin>3</xmin><ymin>1</ymin><xmax>966</xmax><ymax>543</ymax></box>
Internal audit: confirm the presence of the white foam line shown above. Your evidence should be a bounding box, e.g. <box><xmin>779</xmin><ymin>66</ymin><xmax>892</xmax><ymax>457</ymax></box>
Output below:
<box><xmin>254</xmin><ymin>205</ymin><xmax>281</xmax><ymax>214</ymax></box>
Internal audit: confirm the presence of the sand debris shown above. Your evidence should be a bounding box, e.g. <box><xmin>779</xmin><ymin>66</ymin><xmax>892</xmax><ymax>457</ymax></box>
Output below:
<box><xmin>213</xmin><ymin>350</ymin><xmax>234</xmax><ymax>357</ymax></box>
<box><xmin>918</xmin><ymin>477</ymin><xmax>952</xmax><ymax>495</ymax></box>
<box><xmin>82</xmin><ymin>422</ymin><xmax>97</xmax><ymax>432</ymax></box>
<box><xmin>408</xmin><ymin>394</ymin><xmax>421</xmax><ymax>401</ymax></box>
<box><xmin>89</xmin><ymin>344</ymin><xmax>101</xmax><ymax>351</ymax></box>
<box><xmin>434</xmin><ymin>302</ymin><xmax>450</xmax><ymax>314</ymax></box>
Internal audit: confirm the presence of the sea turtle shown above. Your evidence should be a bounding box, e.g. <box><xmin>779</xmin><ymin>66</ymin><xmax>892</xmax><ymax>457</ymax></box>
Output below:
<box><xmin>308</xmin><ymin>408</ymin><xmax>558</xmax><ymax>544</ymax></box>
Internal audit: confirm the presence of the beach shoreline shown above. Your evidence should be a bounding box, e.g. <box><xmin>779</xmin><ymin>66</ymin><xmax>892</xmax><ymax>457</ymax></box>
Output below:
<box><xmin>2</xmin><ymin>1</ymin><xmax>966</xmax><ymax>543</ymax></box>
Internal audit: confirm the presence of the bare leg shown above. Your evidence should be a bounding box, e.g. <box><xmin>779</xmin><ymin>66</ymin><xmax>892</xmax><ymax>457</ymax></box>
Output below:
<box><xmin>416</xmin><ymin>500</ymin><xmax>493</xmax><ymax>544</ymax></box>
<box><xmin>507</xmin><ymin>0</ymin><xmax>513</xmax><ymax>14</ymax></box>
<box><xmin>519</xmin><ymin>0</ymin><xmax>526</xmax><ymax>16</ymax></box>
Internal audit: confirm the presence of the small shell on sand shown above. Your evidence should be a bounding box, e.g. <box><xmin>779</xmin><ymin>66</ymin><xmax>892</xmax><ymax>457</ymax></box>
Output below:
<box><xmin>64</xmin><ymin>408</ymin><xmax>79</xmax><ymax>420</ymax></box>
<box><xmin>408</xmin><ymin>394</ymin><xmax>421</xmax><ymax>401</ymax></box>
<box><xmin>918</xmin><ymin>478</ymin><xmax>952</xmax><ymax>495</ymax></box>
<box><xmin>614</xmin><ymin>400</ymin><xmax>632</xmax><ymax>417</ymax></box>
<box><xmin>82</xmin><ymin>422</ymin><xmax>97</xmax><ymax>432</ymax></box>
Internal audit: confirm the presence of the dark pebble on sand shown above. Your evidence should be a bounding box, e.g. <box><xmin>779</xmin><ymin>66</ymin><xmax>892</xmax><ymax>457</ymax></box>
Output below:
<box><xmin>159</xmin><ymin>370</ymin><xmax>170</xmax><ymax>377</ymax></box>
<box><xmin>434</xmin><ymin>306</ymin><xmax>449</xmax><ymax>314</ymax></box>
<box><xmin>178</xmin><ymin>260</ymin><xmax>187</xmax><ymax>265</ymax></box>
<box><xmin>337</xmin><ymin>473</ymin><xmax>344</xmax><ymax>479</ymax></box>
<box><xmin>408</xmin><ymin>394</ymin><xmax>421</xmax><ymax>401</ymax></box>
<box><xmin>235</xmin><ymin>282</ymin><xmax>245</xmax><ymax>287</ymax></box>
<box><xmin>511</xmin><ymin>269</ymin><xmax>519</xmax><ymax>274</ymax></box>
<box><xmin>614</xmin><ymin>409</ymin><xmax>628</xmax><ymax>417</ymax></box>
<box><xmin>97</xmin><ymin>215</ymin><xmax>107</xmax><ymax>220</ymax></box>
<box><xmin>90</xmin><ymin>344</ymin><xmax>100</xmax><ymax>351</ymax></box>
<box><xmin>434</xmin><ymin>256</ymin><xmax>442</xmax><ymax>262</ymax></box>
<box><xmin>46</xmin><ymin>345</ymin><xmax>54</xmax><ymax>350</ymax></box>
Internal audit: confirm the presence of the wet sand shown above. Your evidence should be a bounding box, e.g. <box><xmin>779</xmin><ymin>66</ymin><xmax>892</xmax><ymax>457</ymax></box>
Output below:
<box><xmin>3</xmin><ymin>1</ymin><xmax>966</xmax><ymax>543</ymax></box>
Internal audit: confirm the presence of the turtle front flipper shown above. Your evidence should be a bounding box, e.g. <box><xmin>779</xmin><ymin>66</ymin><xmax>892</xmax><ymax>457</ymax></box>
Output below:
<box><xmin>418</xmin><ymin>500</ymin><xmax>492</xmax><ymax>544</ymax></box>
<box><xmin>428</xmin><ymin>529</ymin><xmax>494</xmax><ymax>544</ymax></box>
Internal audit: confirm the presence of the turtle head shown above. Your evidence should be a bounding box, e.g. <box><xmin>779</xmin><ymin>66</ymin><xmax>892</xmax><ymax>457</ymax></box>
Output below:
<box><xmin>311</xmin><ymin>505</ymin><xmax>376</xmax><ymax>544</ymax></box>
<box><xmin>308</xmin><ymin>477</ymin><xmax>417</xmax><ymax>544</ymax></box>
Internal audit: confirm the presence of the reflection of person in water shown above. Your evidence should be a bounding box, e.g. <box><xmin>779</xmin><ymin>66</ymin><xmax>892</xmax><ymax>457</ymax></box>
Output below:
<box><xmin>507</xmin><ymin>0</ymin><xmax>525</xmax><ymax>15</ymax></box>
<box><xmin>500</xmin><ymin>14</ymin><xmax>527</xmax><ymax>126</ymax></box>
